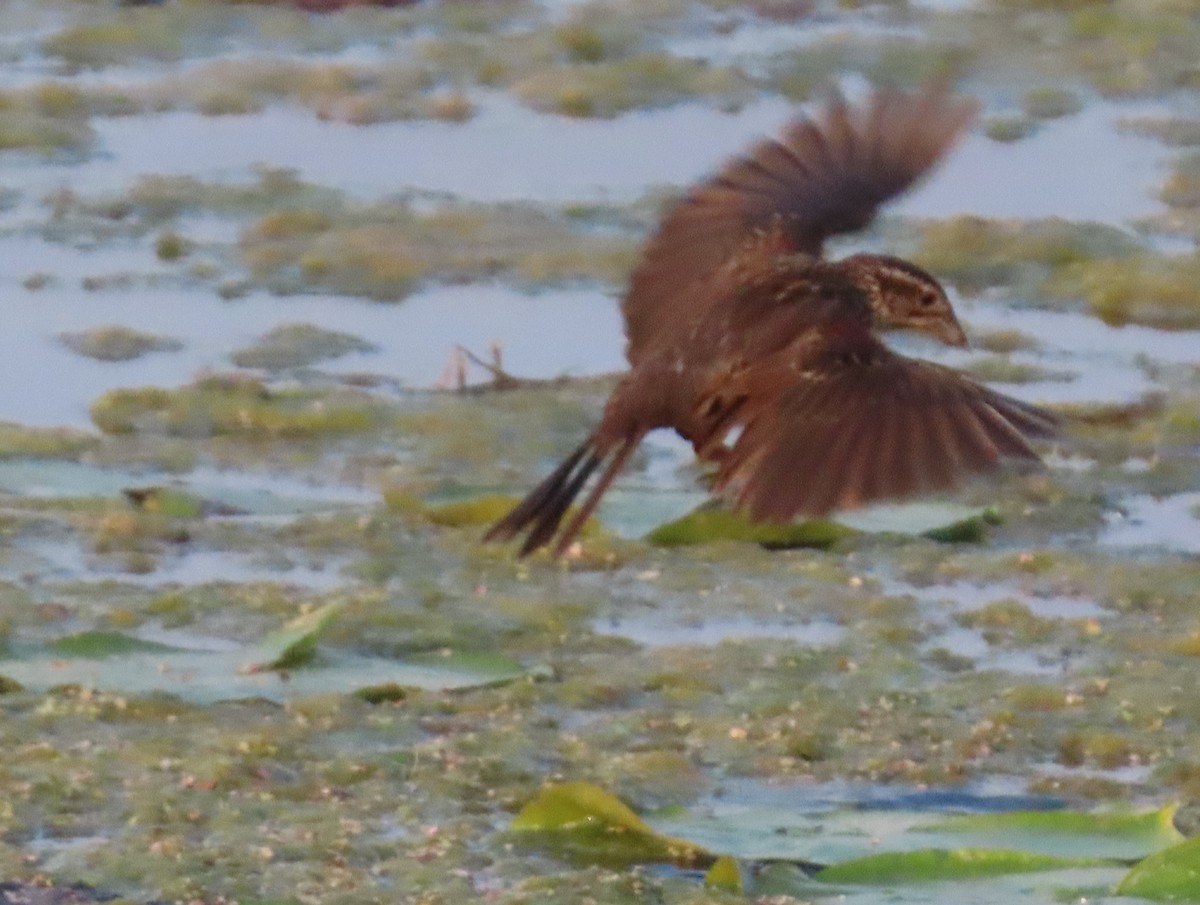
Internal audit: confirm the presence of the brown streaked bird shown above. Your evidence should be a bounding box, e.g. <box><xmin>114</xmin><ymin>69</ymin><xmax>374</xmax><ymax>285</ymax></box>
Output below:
<box><xmin>486</xmin><ymin>84</ymin><xmax>1059</xmax><ymax>558</ymax></box>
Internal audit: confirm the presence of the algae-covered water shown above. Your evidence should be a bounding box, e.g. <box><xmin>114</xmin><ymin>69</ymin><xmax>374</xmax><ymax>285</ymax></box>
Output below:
<box><xmin>1</xmin><ymin>0</ymin><xmax>1200</xmax><ymax>902</ymax></box>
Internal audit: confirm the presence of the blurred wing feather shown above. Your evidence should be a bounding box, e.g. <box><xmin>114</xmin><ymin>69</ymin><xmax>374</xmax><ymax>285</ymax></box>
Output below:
<box><xmin>623</xmin><ymin>85</ymin><xmax>978</xmax><ymax>363</ymax></box>
<box><xmin>710</xmin><ymin>332</ymin><xmax>1058</xmax><ymax>522</ymax></box>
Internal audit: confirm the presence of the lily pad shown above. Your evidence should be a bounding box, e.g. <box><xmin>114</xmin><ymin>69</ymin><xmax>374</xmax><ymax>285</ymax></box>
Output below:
<box><xmin>0</xmin><ymin>648</ymin><xmax>525</xmax><ymax>704</ymax></box>
<box><xmin>1116</xmin><ymin>835</ymin><xmax>1200</xmax><ymax>901</ymax></box>
<box><xmin>245</xmin><ymin>600</ymin><xmax>344</xmax><ymax>671</ymax></box>
<box><xmin>423</xmin><ymin>495</ymin><xmax>521</xmax><ymax>528</ymax></box>
<box><xmin>647</xmin><ymin>501</ymin><xmax>1000</xmax><ymax>549</ymax></box>
<box><xmin>510</xmin><ymin>781</ymin><xmax>712</xmax><ymax>869</ymax></box>
<box><xmin>49</xmin><ymin>630</ymin><xmax>179</xmax><ymax>659</ymax></box>
<box><xmin>1</xmin><ymin>609</ymin><xmax>525</xmax><ymax>703</ymax></box>
<box><xmin>704</xmin><ymin>855</ymin><xmax>743</xmax><ymax>892</ymax></box>
<box><xmin>814</xmin><ymin>848</ymin><xmax>1110</xmax><ymax>884</ymax></box>
<box><xmin>646</xmin><ymin>505</ymin><xmax>854</xmax><ymax>549</ymax></box>
<box><xmin>918</xmin><ymin>805</ymin><xmax>1183</xmax><ymax>860</ymax></box>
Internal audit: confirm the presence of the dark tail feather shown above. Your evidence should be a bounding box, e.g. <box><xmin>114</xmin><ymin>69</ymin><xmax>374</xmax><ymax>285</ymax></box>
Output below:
<box><xmin>518</xmin><ymin>448</ymin><xmax>603</xmax><ymax>556</ymax></box>
<box><xmin>551</xmin><ymin>432</ymin><xmax>644</xmax><ymax>558</ymax></box>
<box><xmin>484</xmin><ymin>439</ymin><xmax>592</xmax><ymax>543</ymax></box>
<box><xmin>484</xmin><ymin>431</ymin><xmax>641</xmax><ymax>557</ymax></box>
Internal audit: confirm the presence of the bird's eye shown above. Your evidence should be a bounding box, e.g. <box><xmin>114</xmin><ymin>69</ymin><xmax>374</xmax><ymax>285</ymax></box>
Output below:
<box><xmin>919</xmin><ymin>290</ymin><xmax>939</xmax><ymax>307</ymax></box>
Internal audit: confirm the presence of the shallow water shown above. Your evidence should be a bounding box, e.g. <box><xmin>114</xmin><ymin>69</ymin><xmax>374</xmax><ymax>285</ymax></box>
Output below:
<box><xmin>20</xmin><ymin>536</ymin><xmax>352</xmax><ymax>590</ymax></box>
<box><xmin>1</xmin><ymin>4</ymin><xmax>1198</xmax><ymax>902</ymax></box>
<box><xmin>6</xmin><ymin>92</ymin><xmax>1170</xmax><ymax>224</ymax></box>
<box><xmin>0</xmin><ymin>281</ymin><xmax>621</xmax><ymax>426</ymax></box>
<box><xmin>0</xmin><ymin>261</ymin><xmax>1193</xmax><ymax>429</ymax></box>
<box><xmin>1101</xmin><ymin>491</ymin><xmax>1200</xmax><ymax>554</ymax></box>
<box><xmin>881</xmin><ymin>574</ymin><xmax>1107</xmax><ymax>621</ymax></box>
<box><xmin>594</xmin><ymin>612</ymin><xmax>847</xmax><ymax>648</ymax></box>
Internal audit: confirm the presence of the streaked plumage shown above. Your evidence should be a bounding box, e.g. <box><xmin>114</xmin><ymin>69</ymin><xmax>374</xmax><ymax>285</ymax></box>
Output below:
<box><xmin>486</xmin><ymin>84</ymin><xmax>1058</xmax><ymax>557</ymax></box>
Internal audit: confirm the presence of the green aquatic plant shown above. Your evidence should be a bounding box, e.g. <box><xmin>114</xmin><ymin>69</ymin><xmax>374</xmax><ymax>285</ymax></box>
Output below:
<box><xmin>814</xmin><ymin>848</ymin><xmax>1108</xmax><ymax>884</ymax></box>
<box><xmin>646</xmin><ymin>505</ymin><xmax>855</xmax><ymax>549</ymax></box>
<box><xmin>59</xmin><ymin>326</ymin><xmax>183</xmax><ymax>362</ymax></box>
<box><xmin>1044</xmin><ymin>253</ymin><xmax>1200</xmax><ymax>329</ymax></box>
<box><xmin>239</xmin><ymin>198</ymin><xmax>637</xmax><ymax>299</ymax></box>
<box><xmin>513</xmin><ymin>53</ymin><xmax>754</xmax><ymax>118</ymax></box>
<box><xmin>0</xmin><ymin>423</ymin><xmax>98</xmax><ymax>459</ymax></box>
<box><xmin>0</xmin><ymin>107</ymin><xmax>94</xmax><ymax>154</ymax></box>
<box><xmin>231</xmin><ymin>323</ymin><xmax>377</xmax><ymax>371</ymax></box>
<box><xmin>510</xmin><ymin>781</ymin><xmax>712</xmax><ymax>868</ymax></box>
<box><xmin>985</xmin><ymin>115</ymin><xmax>1038</xmax><ymax>142</ymax></box>
<box><xmin>1022</xmin><ymin>86</ymin><xmax>1083</xmax><ymax>120</ymax></box>
<box><xmin>90</xmin><ymin>376</ymin><xmax>382</xmax><ymax>438</ymax></box>
<box><xmin>1119</xmin><ymin>836</ymin><xmax>1200</xmax><ymax>901</ymax></box>
<box><xmin>914</xmin><ymin>216</ymin><xmax>1140</xmax><ymax>294</ymax></box>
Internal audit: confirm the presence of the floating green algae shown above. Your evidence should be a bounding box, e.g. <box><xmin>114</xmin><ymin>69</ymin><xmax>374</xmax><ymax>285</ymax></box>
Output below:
<box><xmin>90</xmin><ymin>376</ymin><xmax>383</xmax><ymax>438</ymax></box>
<box><xmin>230</xmin><ymin>323</ymin><xmax>377</xmax><ymax>371</ymax></box>
<box><xmin>238</xmin><ymin>197</ymin><xmax>637</xmax><ymax>300</ymax></box>
<box><xmin>914</xmin><ymin>216</ymin><xmax>1140</xmax><ymax>295</ymax></box>
<box><xmin>513</xmin><ymin>53</ymin><xmax>754</xmax><ymax>118</ymax></box>
<box><xmin>1043</xmin><ymin>253</ymin><xmax>1200</xmax><ymax>329</ymax></box>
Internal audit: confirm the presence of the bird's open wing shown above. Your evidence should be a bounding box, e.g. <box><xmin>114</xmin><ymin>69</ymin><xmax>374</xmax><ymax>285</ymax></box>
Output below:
<box><xmin>622</xmin><ymin>85</ymin><xmax>978</xmax><ymax>364</ymax></box>
<box><xmin>708</xmin><ymin>329</ymin><xmax>1059</xmax><ymax>522</ymax></box>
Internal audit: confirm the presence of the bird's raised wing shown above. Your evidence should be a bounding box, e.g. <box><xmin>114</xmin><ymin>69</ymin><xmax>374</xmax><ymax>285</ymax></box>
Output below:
<box><xmin>706</xmin><ymin>329</ymin><xmax>1059</xmax><ymax>522</ymax></box>
<box><xmin>623</xmin><ymin>85</ymin><xmax>978</xmax><ymax>364</ymax></box>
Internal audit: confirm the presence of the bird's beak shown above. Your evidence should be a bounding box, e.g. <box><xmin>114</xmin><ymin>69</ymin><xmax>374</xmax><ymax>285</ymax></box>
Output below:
<box><xmin>938</xmin><ymin>315</ymin><xmax>970</xmax><ymax>349</ymax></box>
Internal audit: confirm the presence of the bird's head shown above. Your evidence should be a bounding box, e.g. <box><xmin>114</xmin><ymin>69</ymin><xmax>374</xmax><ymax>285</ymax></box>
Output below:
<box><xmin>843</xmin><ymin>253</ymin><xmax>968</xmax><ymax>348</ymax></box>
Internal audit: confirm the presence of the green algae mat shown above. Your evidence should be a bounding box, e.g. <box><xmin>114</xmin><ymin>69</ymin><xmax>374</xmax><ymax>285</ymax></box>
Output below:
<box><xmin>3</xmin><ymin>0</ymin><xmax>1200</xmax><ymax>902</ymax></box>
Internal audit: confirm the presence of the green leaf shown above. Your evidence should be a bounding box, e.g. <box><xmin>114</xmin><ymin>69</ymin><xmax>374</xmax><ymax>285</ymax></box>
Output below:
<box><xmin>512</xmin><ymin>781</ymin><xmax>657</xmax><ymax>833</ymax></box>
<box><xmin>814</xmin><ymin>848</ymin><xmax>1109</xmax><ymax>884</ymax></box>
<box><xmin>918</xmin><ymin>805</ymin><xmax>1183</xmax><ymax>860</ymax></box>
<box><xmin>423</xmin><ymin>495</ymin><xmax>520</xmax><ymax>527</ymax></box>
<box><xmin>647</xmin><ymin>505</ymin><xmax>854</xmax><ymax>549</ymax></box>
<box><xmin>1117</xmin><ymin>834</ymin><xmax>1200</xmax><ymax>900</ymax></box>
<box><xmin>246</xmin><ymin>600</ymin><xmax>344</xmax><ymax>671</ymax></box>
<box><xmin>922</xmin><ymin>507</ymin><xmax>1002</xmax><ymax>543</ymax></box>
<box><xmin>705</xmin><ymin>855</ymin><xmax>743</xmax><ymax>892</ymax></box>
<box><xmin>50</xmin><ymin>631</ymin><xmax>179</xmax><ymax>659</ymax></box>
<box><xmin>510</xmin><ymin>781</ymin><xmax>712</xmax><ymax>869</ymax></box>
